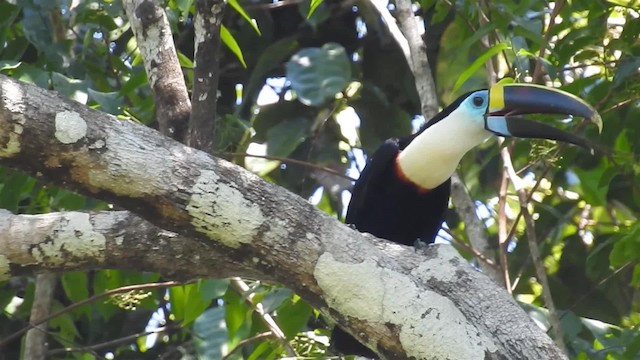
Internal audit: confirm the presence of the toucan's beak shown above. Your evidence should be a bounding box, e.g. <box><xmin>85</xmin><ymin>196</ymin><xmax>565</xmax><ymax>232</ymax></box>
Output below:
<box><xmin>485</xmin><ymin>83</ymin><xmax>602</xmax><ymax>151</ymax></box>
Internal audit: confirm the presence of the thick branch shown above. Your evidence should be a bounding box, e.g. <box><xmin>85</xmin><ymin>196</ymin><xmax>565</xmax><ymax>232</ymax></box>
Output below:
<box><xmin>0</xmin><ymin>210</ymin><xmax>256</xmax><ymax>280</ymax></box>
<box><xmin>189</xmin><ymin>0</ymin><xmax>225</xmax><ymax>151</ymax></box>
<box><xmin>0</xmin><ymin>74</ymin><xmax>565</xmax><ymax>359</ymax></box>
<box><xmin>123</xmin><ymin>0</ymin><xmax>191</xmax><ymax>140</ymax></box>
<box><xmin>393</xmin><ymin>0</ymin><xmax>438</xmax><ymax>119</ymax></box>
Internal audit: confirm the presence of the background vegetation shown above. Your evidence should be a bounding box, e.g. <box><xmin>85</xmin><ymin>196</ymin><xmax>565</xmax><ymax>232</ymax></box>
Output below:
<box><xmin>0</xmin><ymin>0</ymin><xmax>639</xmax><ymax>358</ymax></box>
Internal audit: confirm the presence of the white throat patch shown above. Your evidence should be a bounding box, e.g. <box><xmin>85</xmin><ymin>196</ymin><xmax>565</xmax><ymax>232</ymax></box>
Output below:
<box><xmin>396</xmin><ymin>110</ymin><xmax>491</xmax><ymax>189</ymax></box>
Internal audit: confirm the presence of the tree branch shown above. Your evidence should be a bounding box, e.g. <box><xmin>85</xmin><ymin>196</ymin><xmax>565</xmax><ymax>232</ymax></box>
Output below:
<box><xmin>0</xmin><ymin>74</ymin><xmax>566</xmax><ymax>359</ymax></box>
<box><xmin>23</xmin><ymin>273</ymin><xmax>57</xmax><ymax>360</ymax></box>
<box><xmin>123</xmin><ymin>0</ymin><xmax>191</xmax><ymax>140</ymax></box>
<box><xmin>500</xmin><ymin>146</ymin><xmax>568</xmax><ymax>354</ymax></box>
<box><xmin>189</xmin><ymin>0</ymin><xmax>225</xmax><ymax>151</ymax></box>
<box><xmin>393</xmin><ymin>0</ymin><xmax>438</xmax><ymax>119</ymax></box>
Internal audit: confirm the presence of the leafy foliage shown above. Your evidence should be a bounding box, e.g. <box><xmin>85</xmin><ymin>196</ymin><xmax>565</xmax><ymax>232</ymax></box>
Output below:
<box><xmin>0</xmin><ymin>0</ymin><xmax>639</xmax><ymax>359</ymax></box>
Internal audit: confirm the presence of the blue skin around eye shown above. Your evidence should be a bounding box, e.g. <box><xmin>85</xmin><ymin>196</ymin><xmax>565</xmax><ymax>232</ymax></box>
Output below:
<box><xmin>461</xmin><ymin>90</ymin><xmax>490</xmax><ymax>126</ymax></box>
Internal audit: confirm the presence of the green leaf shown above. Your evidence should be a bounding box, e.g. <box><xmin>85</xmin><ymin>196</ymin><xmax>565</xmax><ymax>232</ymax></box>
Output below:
<box><xmin>266</xmin><ymin>117</ymin><xmax>310</xmax><ymax>157</ymax></box>
<box><xmin>307</xmin><ymin>0</ymin><xmax>324</xmax><ymax>18</ymax></box>
<box><xmin>169</xmin><ymin>285</ymin><xmax>187</xmax><ymax>322</ymax></box>
<box><xmin>0</xmin><ymin>60</ymin><xmax>21</xmax><ymax>71</ymax></box>
<box><xmin>574</xmin><ymin>161</ymin><xmax>609</xmax><ymax>206</ymax></box>
<box><xmin>242</xmin><ymin>37</ymin><xmax>298</xmax><ymax>109</ymax></box>
<box><xmin>455</xmin><ymin>22</ymin><xmax>498</xmax><ymax>57</ymax></box>
<box><xmin>51</xmin><ymin>72</ymin><xmax>88</xmax><ymax>104</ymax></box>
<box><xmin>224</xmin><ymin>291</ymin><xmax>251</xmax><ymax>341</ymax></box>
<box><xmin>286</xmin><ymin>42</ymin><xmax>351</xmax><ymax>106</ymax></box>
<box><xmin>228</xmin><ymin>0</ymin><xmax>261</xmax><ymax>35</ymax></box>
<box><xmin>49</xmin><ymin>302</ymin><xmax>80</xmax><ymax>347</ymax></box>
<box><xmin>221</xmin><ymin>25</ymin><xmax>247</xmax><ymax>68</ymax></box>
<box><xmin>194</xmin><ymin>307</ymin><xmax>228</xmax><ymax>360</ymax></box>
<box><xmin>88</xmin><ymin>89</ymin><xmax>123</xmax><ymax>115</ymax></box>
<box><xmin>277</xmin><ymin>298</ymin><xmax>312</xmax><ymax>338</ymax></box>
<box><xmin>171</xmin><ymin>283</ymin><xmax>213</xmax><ymax>325</ymax></box>
<box><xmin>199</xmin><ymin>278</ymin><xmax>229</xmax><ymax>301</ymax></box>
<box><xmin>61</xmin><ymin>271</ymin><xmax>89</xmax><ymax>303</ymax></box>
<box><xmin>177</xmin><ymin>51</ymin><xmax>194</xmax><ymax>69</ymax></box>
<box><xmin>613</xmin><ymin>57</ymin><xmax>640</xmax><ymax>88</ymax></box>
<box><xmin>0</xmin><ymin>171</ymin><xmax>35</xmax><ymax>212</ymax></box>
<box><xmin>610</xmin><ymin>223</ymin><xmax>640</xmax><ymax>268</ymax></box>
<box><xmin>632</xmin><ymin>265</ymin><xmax>640</xmax><ymax>288</ymax></box>
<box><xmin>452</xmin><ymin>43</ymin><xmax>511</xmax><ymax>93</ymax></box>
<box><xmin>247</xmin><ymin>342</ymin><xmax>272</xmax><ymax>360</ymax></box>
<box><xmin>260</xmin><ymin>288</ymin><xmax>293</xmax><ymax>313</ymax></box>
<box><xmin>176</xmin><ymin>0</ymin><xmax>193</xmax><ymax>17</ymax></box>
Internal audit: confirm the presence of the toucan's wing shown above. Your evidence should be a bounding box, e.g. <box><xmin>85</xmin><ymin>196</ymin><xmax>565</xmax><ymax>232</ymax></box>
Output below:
<box><xmin>345</xmin><ymin>139</ymin><xmax>401</xmax><ymax>226</ymax></box>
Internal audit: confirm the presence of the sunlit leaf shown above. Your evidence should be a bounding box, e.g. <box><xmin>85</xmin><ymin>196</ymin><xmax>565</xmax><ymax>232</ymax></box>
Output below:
<box><xmin>307</xmin><ymin>0</ymin><xmax>324</xmax><ymax>18</ymax></box>
<box><xmin>452</xmin><ymin>43</ymin><xmax>510</xmax><ymax>93</ymax></box>
<box><xmin>228</xmin><ymin>0</ymin><xmax>261</xmax><ymax>35</ymax></box>
<box><xmin>221</xmin><ymin>24</ymin><xmax>247</xmax><ymax>68</ymax></box>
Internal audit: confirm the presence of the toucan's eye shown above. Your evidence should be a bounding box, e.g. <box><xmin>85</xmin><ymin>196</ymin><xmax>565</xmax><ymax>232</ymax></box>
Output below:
<box><xmin>472</xmin><ymin>96</ymin><xmax>484</xmax><ymax>107</ymax></box>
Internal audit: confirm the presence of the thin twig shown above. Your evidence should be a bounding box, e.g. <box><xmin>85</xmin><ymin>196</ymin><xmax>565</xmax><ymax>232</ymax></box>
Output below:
<box><xmin>218</xmin><ymin>152</ymin><xmax>355</xmax><ymax>181</ymax></box>
<box><xmin>497</xmin><ymin>170</ymin><xmax>512</xmax><ymax>292</ymax></box>
<box><xmin>0</xmin><ymin>280</ymin><xmax>190</xmax><ymax>348</ymax></box>
<box><xmin>47</xmin><ymin>325</ymin><xmax>178</xmax><ymax>355</ymax></box>
<box><xmin>222</xmin><ymin>332</ymin><xmax>274</xmax><ymax>360</ymax></box>
<box><xmin>532</xmin><ymin>0</ymin><xmax>566</xmax><ymax>83</ymax></box>
<box><xmin>500</xmin><ymin>145</ymin><xmax>568</xmax><ymax>354</ymax></box>
<box><xmin>442</xmin><ymin>228</ymin><xmax>498</xmax><ymax>269</ymax></box>
<box><xmin>244</xmin><ymin>0</ymin><xmax>304</xmax><ymax>10</ymax></box>
<box><xmin>229</xmin><ymin>278</ymin><xmax>297</xmax><ymax>357</ymax></box>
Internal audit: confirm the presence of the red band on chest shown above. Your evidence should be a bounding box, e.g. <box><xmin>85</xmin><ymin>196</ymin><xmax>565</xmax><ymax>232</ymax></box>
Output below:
<box><xmin>394</xmin><ymin>156</ymin><xmax>432</xmax><ymax>194</ymax></box>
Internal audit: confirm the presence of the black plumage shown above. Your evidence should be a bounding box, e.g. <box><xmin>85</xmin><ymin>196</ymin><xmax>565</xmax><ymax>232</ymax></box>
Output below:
<box><xmin>345</xmin><ymin>93</ymin><xmax>473</xmax><ymax>245</ymax></box>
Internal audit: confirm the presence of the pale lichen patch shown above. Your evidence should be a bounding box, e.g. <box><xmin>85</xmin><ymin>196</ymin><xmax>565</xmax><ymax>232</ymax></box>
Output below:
<box><xmin>0</xmin><ymin>254</ymin><xmax>10</xmax><ymax>281</ymax></box>
<box><xmin>186</xmin><ymin>170</ymin><xmax>264</xmax><ymax>248</ymax></box>
<box><xmin>33</xmin><ymin>212</ymin><xmax>106</xmax><ymax>266</ymax></box>
<box><xmin>88</xmin><ymin>139</ymin><xmax>105</xmax><ymax>149</ymax></box>
<box><xmin>0</xmin><ymin>123</ymin><xmax>22</xmax><ymax>157</ymax></box>
<box><xmin>55</xmin><ymin>111</ymin><xmax>87</xmax><ymax>144</ymax></box>
<box><xmin>0</xmin><ymin>80</ymin><xmax>26</xmax><ymax>157</ymax></box>
<box><xmin>410</xmin><ymin>245</ymin><xmax>460</xmax><ymax>283</ymax></box>
<box><xmin>314</xmin><ymin>252</ymin><xmax>496</xmax><ymax>359</ymax></box>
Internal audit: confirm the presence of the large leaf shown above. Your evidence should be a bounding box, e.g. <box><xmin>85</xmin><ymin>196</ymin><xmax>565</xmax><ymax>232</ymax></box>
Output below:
<box><xmin>194</xmin><ymin>306</ymin><xmax>229</xmax><ymax>360</ymax></box>
<box><xmin>286</xmin><ymin>43</ymin><xmax>351</xmax><ymax>106</ymax></box>
<box><xmin>266</xmin><ymin>117</ymin><xmax>310</xmax><ymax>157</ymax></box>
<box><xmin>170</xmin><ymin>282</ymin><xmax>214</xmax><ymax>325</ymax></box>
<box><xmin>276</xmin><ymin>297</ymin><xmax>312</xmax><ymax>339</ymax></box>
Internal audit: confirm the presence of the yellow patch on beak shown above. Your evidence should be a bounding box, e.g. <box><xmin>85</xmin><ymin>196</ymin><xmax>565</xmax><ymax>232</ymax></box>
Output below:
<box><xmin>489</xmin><ymin>83</ymin><xmax>505</xmax><ymax>112</ymax></box>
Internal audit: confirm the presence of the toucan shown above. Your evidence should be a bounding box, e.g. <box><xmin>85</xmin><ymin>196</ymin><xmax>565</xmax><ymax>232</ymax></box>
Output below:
<box><xmin>346</xmin><ymin>83</ymin><xmax>601</xmax><ymax>246</ymax></box>
<box><xmin>333</xmin><ymin>83</ymin><xmax>601</xmax><ymax>357</ymax></box>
